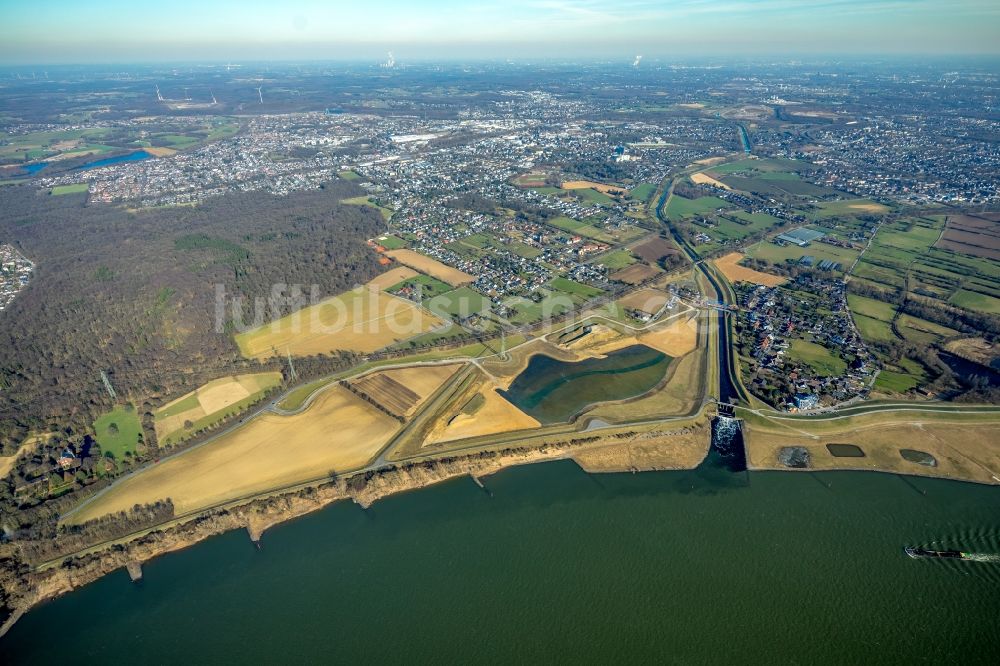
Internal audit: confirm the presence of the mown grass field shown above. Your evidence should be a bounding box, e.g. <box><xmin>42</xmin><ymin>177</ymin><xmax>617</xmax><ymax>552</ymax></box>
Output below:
<box><xmin>950</xmin><ymin>289</ymin><xmax>1000</xmax><ymax>314</ymax></box>
<box><xmin>787</xmin><ymin>339</ymin><xmax>847</xmax><ymax>377</ymax></box>
<box><xmin>549</xmin><ymin>277</ymin><xmax>604</xmax><ymax>300</ymax></box>
<box><xmin>665</xmin><ymin>195</ymin><xmax>728</xmax><ymax>219</ymax></box>
<box><xmin>374</xmin><ymin>235</ymin><xmax>407</xmax><ymax>250</ymax></box>
<box><xmin>599</xmin><ymin>249</ymin><xmax>638</xmax><ymax>270</ymax></box>
<box><xmin>50</xmin><ymin>183</ymin><xmax>88</xmax><ymax>196</ymax></box>
<box><xmin>93</xmin><ymin>405</ymin><xmax>143</xmax><ymax>460</ymax></box>
<box><xmin>629</xmin><ymin>183</ymin><xmax>657</xmax><ymax>201</ymax></box>
<box><xmin>546</xmin><ymin>216</ymin><xmax>614</xmax><ymax>243</ymax></box>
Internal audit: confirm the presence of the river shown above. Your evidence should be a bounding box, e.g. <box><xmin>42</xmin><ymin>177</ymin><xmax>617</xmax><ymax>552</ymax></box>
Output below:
<box><xmin>3</xmin><ymin>460</ymin><xmax>999</xmax><ymax>663</ymax></box>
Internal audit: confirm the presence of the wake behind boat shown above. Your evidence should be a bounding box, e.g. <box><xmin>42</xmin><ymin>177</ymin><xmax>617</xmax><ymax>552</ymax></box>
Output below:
<box><xmin>905</xmin><ymin>547</ymin><xmax>967</xmax><ymax>560</ymax></box>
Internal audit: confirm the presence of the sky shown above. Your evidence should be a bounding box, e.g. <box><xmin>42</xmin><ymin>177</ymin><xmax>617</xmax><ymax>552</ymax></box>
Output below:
<box><xmin>1</xmin><ymin>0</ymin><xmax>998</xmax><ymax>63</ymax></box>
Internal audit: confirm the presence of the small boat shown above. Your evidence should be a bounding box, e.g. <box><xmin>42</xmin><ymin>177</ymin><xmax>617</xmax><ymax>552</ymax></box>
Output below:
<box><xmin>905</xmin><ymin>546</ymin><xmax>966</xmax><ymax>560</ymax></box>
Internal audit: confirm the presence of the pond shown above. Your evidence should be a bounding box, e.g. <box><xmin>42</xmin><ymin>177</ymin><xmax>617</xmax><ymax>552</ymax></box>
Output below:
<box><xmin>500</xmin><ymin>344</ymin><xmax>671</xmax><ymax>423</ymax></box>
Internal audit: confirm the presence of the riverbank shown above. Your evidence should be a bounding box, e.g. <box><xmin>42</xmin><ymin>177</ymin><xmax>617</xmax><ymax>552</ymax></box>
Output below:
<box><xmin>0</xmin><ymin>424</ymin><xmax>708</xmax><ymax>639</ymax></box>
<box><xmin>743</xmin><ymin>413</ymin><xmax>1000</xmax><ymax>484</ymax></box>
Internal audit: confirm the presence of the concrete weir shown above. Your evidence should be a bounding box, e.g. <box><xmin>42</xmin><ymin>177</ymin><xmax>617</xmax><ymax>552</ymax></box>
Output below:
<box><xmin>710</xmin><ymin>414</ymin><xmax>747</xmax><ymax>472</ymax></box>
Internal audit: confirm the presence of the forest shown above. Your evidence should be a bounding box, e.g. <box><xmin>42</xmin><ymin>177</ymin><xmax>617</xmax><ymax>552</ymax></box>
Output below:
<box><xmin>0</xmin><ymin>180</ymin><xmax>387</xmax><ymax>452</ymax></box>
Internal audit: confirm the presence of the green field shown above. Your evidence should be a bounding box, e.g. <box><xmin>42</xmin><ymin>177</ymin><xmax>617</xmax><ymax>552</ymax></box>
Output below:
<box><xmin>156</xmin><ymin>392</ymin><xmax>201</xmax><ymax>419</ymax></box>
<box><xmin>629</xmin><ymin>183</ymin><xmax>657</xmax><ymax>201</ymax></box>
<box><xmin>950</xmin><ymin>289</ymin><xmax>1000</xmax><ymax>314</ymax></box>
<box><xmin>388</xmin><ymin>274</ymin><xmax>453</xmax><ymax>299</ymax></box>
<box><xmin>852</xmin><ymin>314</ymin><xmax>895</xmax><ymax>343</ymax></box>
<box><xmin>507</xmin><ymin>240</ymin><xmax>543</xmax><ymax>259</ymax></box>
<box><xmin>599</xmin><ymin>249</ymin><xmax>638</xmax><ymax>270</ymax></box>
<box><xmin>811</xmin><ymin>199</ymin><xmax>890</xmax><ymax>218</ymax></box>
<box><xmin>375</xmin><ymin>235</ymin><xmax>407</xmax><ymax>250</ymax></box>
<box><xmin>847</xmin><ymin>294</ymin><xmax>896</xmax><ymax>322</ymax></box>
<box><xmin>574</xmin><ymin>188</ymin><xmax>615</xmax><ymax>205</ymax></box>
<box><xmin>745</xmin><ymin>240</ymin><xmax>859</xmax><ymax>270</ymax></box>
<box><xmin>547</xmin><ymin>216</ymin><xmax>613</xmax><ymax>243</ymax></box>
<box><xmin>50</xmin><ymin>183</ymin><xmax>89</xmax><ymax>196</ymax></box>
<box><xmin>154</xmin><ymin>134</ymin><xmax>199</xmax><ymax>149</ymax></box>
<box><xmin>429</xmin><ymin>286</ymin><xmax>494</xmax><ymax>319</ymax></box>
<box><xmin>93</xmin><ymin>405</ymin><xmax>143</xmax><ymax>459</ymax></box>
<box><xmin>706</xmin><ymin>158</ymin><xmax>813</xmax><ymax>176</ymax></box>
<box><xmin>896</xmin><ymin>314</ymin><xmax>958</xmax><ymax>346</ymax></box>
<box><xmin>665</xmin><ymin>195</ymin><xmax>728</xmax><ymax>219</ymax></box>
<box><xmin>874</xmin><ymin>357</ymin><xmax>928</xmax><ymax>394</ymax></box>
<box><xmin>787</xmin><ymin>339</ymin><xmax>847</xmax><ymax>377</ymax></box>
<box><xmin>341</xmin><ymin>196</ymin><xmax>393</xmax><ymax>221</ymax></box>
<box><xmin>549</xmin><ymin>277</ymin><xmax>604</xmax><ymax>300</ymax></box>
<box><xmin>338</xmin><ymin>170</ymin><xmax>362</xmax><ymax>181</ymax></box>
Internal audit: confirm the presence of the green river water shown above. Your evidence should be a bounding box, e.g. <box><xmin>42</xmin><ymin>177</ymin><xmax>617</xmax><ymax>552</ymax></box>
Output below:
<box><xmin>4</xmin><ymin>460</ymin><xmax>999</xmax><ymax>663</ymax></box>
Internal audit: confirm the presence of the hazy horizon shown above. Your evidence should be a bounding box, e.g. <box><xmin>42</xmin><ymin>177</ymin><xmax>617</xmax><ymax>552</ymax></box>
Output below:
<box><xmin>2</xmin><ymin>0</ymin><xmax>999</xmax><ymax>65</ymax></box>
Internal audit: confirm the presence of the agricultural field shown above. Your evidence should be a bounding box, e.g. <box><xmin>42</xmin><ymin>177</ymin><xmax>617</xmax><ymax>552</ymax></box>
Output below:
<box><xmin>689</xmin><ymin>172</ymin><xmax>731</xmax><ymax>190</ymax></box>
<box><xmin>610</xmin><ymin>263</ymin><xmax>662</xmax><ymax>285</ymax></box>
<box><xmin>561</xmin><ymin>180</ymin><xmax>627</xmax><ymax>195</ymax></box>
<box><xmin>384</xmin><ymin>249</ymin><xmax>475</xmax><ymax>286</ymax></box>
<box><xmin>346</xmin><ymin>364</ymin><xmax>459</xmax><ymax>419</ymax></box>
<box><xmin>935</xmin><ymin>214</ymin><xmax>1000</xmax><ymax>261</ymax></box>
<box><xmin>617</xmin><ymin>288</ymin><xmax>672</xmax><ymax>315</ymax></box>
<box><xmin>234</xmin><ymin>287</ymin><xmax>446</xmax><ymax>359</ymax></box>
<box><xmin>92</xmin><ymin>405</ymin><xmax>143</xmax><ymax>460</ymax></box>
<box><xmin>853</xmin><ymin>216</ymin><xmax>1000</xmax><ymax>318</ymax></box>
<box><xmin>366</xmin><ymin>266</ymin><xmax>419</xmax><ymax>291</ymax></box>
<box><xmin>426</xmin><ymin>383</ymin><xmax>541</xmax><ymax>445</ymax></box>
<box><xmin>154</xmin><ymin>372</ymin><xmax>283</xmax><ymax>445</ymax></box>
<box><xmin>713</xmin><ymin>253</ymin><xmax>787</xmax><ymax>287</ymax></box>
<box><xmin>632</xmin><ymin>237</ymin><xmax>679</xmax><ymax>263</ymax></box>
<box><xmin>0</xmin><ymin>127</ymin><xmax>114</xmax><ymax>163</ymax></box>
<box><xmin>67</xmin><ymin>386</ymin><xmax>400</xmax><ymax>523</ymax></box>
